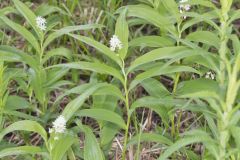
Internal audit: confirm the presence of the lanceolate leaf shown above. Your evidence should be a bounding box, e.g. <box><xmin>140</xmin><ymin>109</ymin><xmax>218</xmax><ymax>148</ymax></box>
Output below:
<box><xmin>188</xmin><ymin>0</ymin><xmax>217</xmax><ymax>9</ymax></box>
<box><xmin>76</xmin><ymin>123</ymin><xmax>105</xmax><ymax>160</ymax></box>
<box><xmin>68</xmin><ymin>34</ymin><xmax>122</xmax><ymax>67</ymax></box>
<box><xmin>129</xmin><ymin>96</ymin><xmax>178</xmax><ymax>116</ymax></box>
<box><xmin>0</xmin><ymin>6</ymin><xmax>16</xmax><ymax>15</ymax></box>
<box><xmin>127</xmin><ymin>133</ymin><xmax>173</xmax><ymax>146</ymax></box>
<box><xmin>50</xmin><ymin>62</ymin><xmax>124</xmax><ymax>84</ymax></box>
<box><xmin>140</xmin><ymin>78</ymin><xmax>170</xmax><ymax>98</ymax></box>
<box><xmin>130</xmin><ymin>65</ymin><xmax>201</xmax><ymax>90</ymax></box>
<box><xmin>0</xmin><ymin>46</ymin><xmax>39</xmax><ymax>70</ymax></box>
<box><xmin>13</xmin><ymin>0</ymin><xmax>44</xmax><ymax>40</ymax></box>
<box><xmin>119</xmin><ymin>5</ymin><xmax>175</xmax><ymax>29</ymax></box>
<box><xmin>127</xmin><ymin>46</ymin><xmax>194</xmax><ymax>73</ymax></box>
<box><xmin>129</xmin><ymin>36</ymin><xmax>174</xmax><ymax>48</ymax></box>
<box><xmin>186</xmin><ymin>31</ymin><xmax>220</xmax><ymax>48</ymax></box>
<box><xmin>62</xmin><ymin>83</ymin><xmax>112</xmax><ymax>121</ymax></box>
<box><xmin>76</xmin><ymin>109</ymin><xmax>126</xmax><ymax>129</ymax></box>
<box><xmin>176</xmin><ymin>79</ymin><xmax>220</xmax><ymax>99</ymax></box>
<box><xmin>51</xmin><ymin>135</ymin><xmax>76</xmax><ymax>160</ymax></box>
<box><xmin>0</xmin><ymin>146</ymin><xmax>47</xmax><ymax>159</ymax></box>
<box><xmin>181</xmin><ymin>11</ymin><xmax>219</xmax><ymax>32</ymax></box>
<box><xmin>35</xmin><ymin>4</ymin><xmax>69</xmax><ymax>17</ymax></box>
<box><xmin>0</xmin><ymin>16</ymin><xmax>41</xmax><ymax>53</ymax></box>
<box><xmin>42</xmin><ymin>47</ymin><xmax>72</xmax><ymax>64</ymax></box>
<box><xmin>115</xmin><ymin>9</ymin><xmax>129</xmax><ymax>59</ymax></box>
<box><xmin>158</xmin><ymin>135</ymin><xmax>215</xmax><ymax>160</ymax></box>
<box><xmin>43</xmin><ymin>24</ymin><xmax>103</xmax><ymax>49</ymax></box>
<box><xmin>54</xmin><ymin>83</ymin><xmax>123</xmax><ymax>106</ymax></box>
<box><xmin>0</xmin><ymin>120</ymin><xmax>47</xmax><ymax>143</ymax></box>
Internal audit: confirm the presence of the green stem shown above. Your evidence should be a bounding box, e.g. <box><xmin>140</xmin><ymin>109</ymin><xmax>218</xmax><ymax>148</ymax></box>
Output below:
<box><xmin>122</xmin><ymin>77</ymin><xmax>130</xmax><ymax>160</ymax></box>
<box><xmin>121</xmin><ymin>57</ymin><xmax>131</xmax><ymax>160</ymax></box>
<box><xmin>171</xmin><ymin>22</ymin><xmax>182</xmax><ymax>140</ymax></box>
<box><xmin>218</xmin><ymin>3</ymin><xmax>231</xmax><ymax>159</ymax></box>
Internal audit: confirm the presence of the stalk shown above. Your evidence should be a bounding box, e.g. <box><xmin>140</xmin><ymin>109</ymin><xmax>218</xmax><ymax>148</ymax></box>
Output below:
<box><xmin>120</xmin><ymin>57</ymin><xmax>131</xmax><ymax>160</ymax></box>
<box><xmin>0</xmin><ymin>65</ymin><xmax>3</xmax><ymax>129</ymax></box>
<box><xmin>122</xmin><ymin>73</ymin><xmax>130</xmax><ymax>160</ymax></box>
<box><xmin>218</xmin><ymin>1</ymin><xmax>232</xmax><ymax>159</ymax></box>
<box><xmin>171</xmin><ymin>22</ymin><xmax>182</xmax><ymax>140</ymax></box>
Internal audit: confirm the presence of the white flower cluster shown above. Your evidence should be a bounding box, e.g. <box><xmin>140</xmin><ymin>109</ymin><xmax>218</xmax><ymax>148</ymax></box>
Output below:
<box><xmin>36</xmin><ymin>16</ymin><xmax>47</xmax><ymax>31</ymax></box>
<box><xmin>205</xmin><ymin>71</ymin><xmax>215</xmax><ymax>80</ymax></box>
<box><xmin>179</xmin><ymin>0</ymin><xmax>191</xmax><ymax>19</ymax></box>
<box><xmin>109</xmin><ymin>35</ymin><xmax>123</xmax><ymax>52</ymax></box>
<box><xmin>49</xmin><ymin>115</ymin><xmax>66</xmax><ymax>140</ymax></box>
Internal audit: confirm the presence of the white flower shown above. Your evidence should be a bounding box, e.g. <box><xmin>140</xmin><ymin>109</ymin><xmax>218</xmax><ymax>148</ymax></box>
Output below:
<box><xmin>180</xmin><ymin>0</ymin><xmax>191</xmax><ymax>10</ymax></box>
<box><xmin>48</xmin><ymin>128</ymin><xmax>53</xmax><ymax>134</ymax></box>
<box><xmin>109</xmin><ymin>35</ymin><xmax>123</xmax><ymax>52</ymax></box>
<box><xmin>179</xmin><ymin>0</ymin><xmax>191</xmax><ymax>19</ymax></box>
<box><xmin>36</xmin><ymin>16</ymin><xmax>47</xmax><ymax>31</ymax></box>
<box><xmin>205</xmin><ymin>71</ymin><xmax>215</xmax><ymax>80</ymax></box>
<box><xmin>52</xmin><ymin>115</ymin><xmax>66</xmax><ymax>133</ymax></box>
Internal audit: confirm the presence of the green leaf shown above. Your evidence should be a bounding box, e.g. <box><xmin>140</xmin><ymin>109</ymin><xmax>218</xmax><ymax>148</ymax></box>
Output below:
<box><xmin>129</xmin><ymin>96</ymin><xmax>183</xmax><ymax>126</ymax></box>
<box><xmin>127</xmin><ymin>46</ymin><xmax>194</xmax><ymax>73</ymax></box>
<box><xmin>176</xmin><ymin>79</ymin><xmax>220</xmax><ymax>99</ymax></box>
<box><xmin>92</xmin><ymin>94</ymin><xmax>120</xmax><ymax>149</ymax></box>
<box><xmin>93</xmin><ymin>85</ymin><xmax>124</xmax><ymax>100</ymax></box>
<box><xmin>28</xmin><ymin>68</ymin><xmax>47</xmax><ymax>105</ymax></box>
<box><xmin>45</xmin><ymin>67</ymin><xmax>69</xmax><ymax>88</ymax></box>
<box><xmin>186</xmin><ymin>31</ymin><xmax>220</xmax><ymax>48</ymax></box>
<box><xmin>35</xmin><ymin>4</ymin><xmax>69</xmax><ymax>16</ymax></box>
<box><xmin>140</xmin><ymin>78</ymin><xmax>170</xmax><ymax>98</ymax></box>
<box><xmin>130</xmin><ymin>65</ymin><xmax>201</xmax><ymax>90</ymax></box>
<box><xmin>188</xmin><ymin>0</ymin><xmax>217</xmax><ymax>9</ymax></box>
<box><xmin>68</xmin><ymin>34</ymin><xmax>122</xmax><ymax>67</ymax></box>
<box><xmin>0</xmin><ymin>46</ymin><xmax>39</xmax><ymax>70</ymax></box>
<box><xmin>229</xmin><ymin>9</ymin><xmax>240</xmax><ymax>24</ymax></box>
<box><xmin>115</xmin><ymin>9</ymin><xmax>129</xmax><ymax>59</ymax></box>
<box><xmin>119</xmin><ymin>5</ymin><xmax>175</xmax><ymax>30</ymax></box>
<box><xmin>0</xmin><ymin>6</ymin><xmax>16</xmax><ymax>15</ymax></box>
<box><xmin>51</xmin><ymin>135</ymin><xmax>76</xmax><ymax>160</ymax></box>
<box><xmin>43</xmin><ymin>24</ymin><xmax>103</xmax><ymax>49</ymax></box>
<box><xmin>76</xmin><ymin>123</ymin><xmax>105</xmax><ymax>160</ymax></box>
<box><xmin>158</xmin><ymin>135</ymin><xmax>215</xmax><ymax>160</ymax></box>
<box><xmin>0</xmin><ymin>120</ymin><xmax>47</xmax><ymax>143</ymax></box>
<box><xmin>127</xmin><ymin>133</ymin><xmax>173</xmax><ymax>146</ymax></box>
<box><xmin>231</xmin><ymin>126</ymin><xmax>240</xmax><ymax>149</ymax></box>
<box><xmin>129</xmin><ymin>36</ymin><xmax>174</xmax><ymax>48</ymax></box>
<box><xmin>183</xmin><ymin>51</ymin><xmax>220</xmax><ymax>72</ymax></box>
<box><xmin>129</xmin><ymin>97</ymin><xmax>175</xmax><ymax>113</ymax></box>
<box><xmin>62</xmin><ymin>83</ymin><xmax>111</xmax><ymax>121</ymax></box>
<box><xmin>161</xmin><ymin>0</ymin><xmax>179</xmax><ymax>21</ymax></box>
<box><xmin>50</xmin><ymin>62</ymin><xmax>124</xmax><ymax>84</ymax></box>
<box><xmin>181</xmin><ymin>11</ymin><xmax>219</xmax><ymax>32</ymax></box>
<box><xmin>42</xmin><ymin>47</ymin><xmax>72</xmax><ymax>64</ymax></box>
<box><xmin>5</xmin><ymin>95</ymin><xmax>30</xmax><ymax>110</ymax></box>
<box><xmin>0</xmin><ymin>146</ymin><xmax>47</xmax><ymax>159</ymax></box>
<box><xmin>76</xmin><ymin>109</ymin><xmax>126</xmax><ymax>129</ymax></box>
<box><xmin>0</xmin><ymin>16</ymin><xmax>41</xmax><ymax>53</ymax></box>
<box><xmin>3</xmin><ymin>110</ymin><xmax>43</xmax><ymax>122</ymax></box>
<box><xmin>13</xmin><ymin>0</ymin><xmax>43</xmax><ymax>40</ymax></box>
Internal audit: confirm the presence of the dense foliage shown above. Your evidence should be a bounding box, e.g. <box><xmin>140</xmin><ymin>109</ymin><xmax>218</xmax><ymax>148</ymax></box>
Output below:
<box><xmin>0</xmin><ymin>0</ymin><xmax>239</xmax><ymax>159</ymax></box>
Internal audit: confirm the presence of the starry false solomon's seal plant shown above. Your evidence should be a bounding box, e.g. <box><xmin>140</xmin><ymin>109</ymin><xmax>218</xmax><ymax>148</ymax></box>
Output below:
<box><xmin>51</xmin><ymin>5</ymin><xmax>200</xmax><ymax>160</ymax></box>
<box><xmin>0</xmin><ymin>0</ymin><xmax>102</xmax><ymax>159</ymax></box>
<box><xmin>0</xmin><ymin>0</ymin><xmax>239</xmax><ymax>160</ymax></box>
<box><xmin>117</xmin><ymin>0</ymin><xmax>240</xmax><ymax>159</ymax></box>
<box><xmin>0</xmin><ymin>0</ymin><xmax>102</xmax><ymax>114</ymax></box>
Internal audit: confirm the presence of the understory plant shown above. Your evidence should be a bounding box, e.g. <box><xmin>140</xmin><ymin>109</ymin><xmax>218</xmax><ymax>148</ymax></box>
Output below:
<box><xmin>0</xmin><ymin>0</ymin><xmax>239</xmax><ymax>160</ymax></box>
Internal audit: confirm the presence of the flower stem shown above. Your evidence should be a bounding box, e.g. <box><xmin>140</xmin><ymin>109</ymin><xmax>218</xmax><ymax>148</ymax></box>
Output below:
<box><xmin>122</xmin><ymin>75</ymin><xmax>130</xmax><ymax>160</ymax></box>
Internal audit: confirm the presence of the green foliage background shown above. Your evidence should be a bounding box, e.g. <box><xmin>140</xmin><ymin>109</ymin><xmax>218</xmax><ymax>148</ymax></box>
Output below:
<box><xmin>0</xmin><ymin>0</ymin><xmax>239</xmax><ymax>160</ymax></box>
